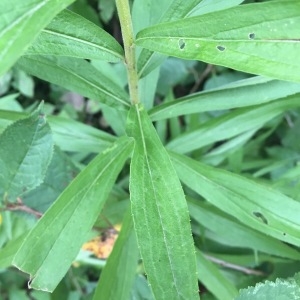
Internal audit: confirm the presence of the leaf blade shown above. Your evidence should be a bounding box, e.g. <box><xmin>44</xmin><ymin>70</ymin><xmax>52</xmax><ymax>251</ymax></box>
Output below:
<box><xmin>16</xmin><ymin>56</ymin><xmax>130</xmax><ymax>109</ymax></box>
<box><xmin>136</xmin><ymin>1</ymin><xmax>300</xmax><ymax>82</ymax></box>
<box><xmin>0</xmin><ymin>0</ymin><xmax>75</xmax><ymax>76</ymax></box>
<box><xmin>171</xmin><ymin>151</ymin><xmax>300</xmax><ymax>247</ymax></box>
<box><xmin>93</xmin><ymin>209</ymin><xmax>138</xmax><ymax>300</ymax></box>
<box><xmin>26</xmin><ymin>10</ymin><xmax>124</xmax><ymax>62</ymax></box>
<box><xmin>13</xmin><ymin>137</ymin><xmax>134</xmax><ymax>292</ymax></box>
<box><xmin>167</xmin><ymin>95</ymin><xmax>300</xmax><ymax>154</ymax></box>
<box><xmin>0</xmin><ymin>104</ymin><xmax>53</xmax><ymax>202</ymax></box>
<box><xmin>126</xmin><ymin>104</ymin><xmax>198</xmax><ymax>300</ymax></box>
<box><xmin>150</xmin><ymin>77</ymin><xmax>300</xmax><ymax>121</ymax></box>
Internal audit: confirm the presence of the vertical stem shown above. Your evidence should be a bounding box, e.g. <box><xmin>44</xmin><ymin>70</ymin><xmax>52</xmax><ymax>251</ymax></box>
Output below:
<box><xmin>116</xmin><ymin>0</ymin><xmax>139</xmax><ymax>105</ymax></box>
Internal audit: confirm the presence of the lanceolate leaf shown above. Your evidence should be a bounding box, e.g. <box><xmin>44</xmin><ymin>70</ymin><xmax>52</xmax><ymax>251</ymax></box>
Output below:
<box><xmin>136</xmin><ymin>0</ymin><xmax>202</xmax><ymax>78</ymax></box>
<box><xmin>16</xmin><ymin>56</ymin><xmax>130</xmax><ymax>109</ymax></box>
<box><xmin>13</xmin><ymin>137</ymin><xmax>134</xmax><ymax>292</ymax></box>
<box><xmin>126</xmin><ymin>104</ymin><xmax>198</xmax><ymax>300</ymax></box>
<box><xmin>188</xmin><ymin>198</ymin><xmax>300</xmax><ymax>260</ymax></box>
<box><xmin>170</xmin><ymin>151</ymin><xmax>300</xmax><ymax>248</ymax></box>
<box><xmin>0</xmin><ymin>0</ymin><xmax>75</xmax><ymax>76</ymax></box>
<box><xmin>0</xmin><ymin>104</ymin><xmax>53</xmax><ymax>203</ymax></box>
<box><xmin>26</xmin><ymin>10</ymin><xmax>124</xmax><ymax>62</ymax></box>
<box><xmin>136</xmin><ymin>1</ymin><xmax>300</xmax><ymax>82</ymax></box>
<box><xmin>93</xmin><ymin>209</ymin><xmax>138</xmax><ymax>300</ymax></box>
<box><xmin>167</xmin><ymin>95</ymin><xmax>300</xmax><ymax>154</ymax></box>
<box><xmin>150</xmin><ymin>77</ymin><xmax>300</xmax><ymax>121</ymax></box>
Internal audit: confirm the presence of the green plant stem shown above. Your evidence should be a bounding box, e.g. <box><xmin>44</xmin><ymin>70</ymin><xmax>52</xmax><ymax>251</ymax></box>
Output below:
<box><xmin>116</xmin><ymin>0</ymin><xmax>139</xmax><ymax>105</ymax></box>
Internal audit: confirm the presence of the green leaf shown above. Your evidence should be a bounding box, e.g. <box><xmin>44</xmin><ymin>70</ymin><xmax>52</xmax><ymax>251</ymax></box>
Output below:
<box><xmin>188</xmin><ymin>198</ymin><xmax>300</xmax><ymax>260</ymax></box>
<box><xmin>170</xmin><ymin>151</ymin><xmax>300</xmax><ymax>247</ymax></box>
<box><xmin>13</xmin><ymin>137</ymin><xmax>134</xmax><ymax>292</ymax></box>
<box><xmin>196</xmin><ymin>249</ymin><xmax>238</xmax><ymax>300</ymax></box>
<box><xmin>167</xmin><ymin>95</ymin><xmax>300</xmax><ymax>154</ymax></box>
<box><xmin>22</xmin><ymin>146</ymin><xmax>79</xmax><ymax>213</ymax></box>
<box><xmin>0</xmin><ymin>0</ymin><xmax>75</xmax><ymax>76</ymax></box>
<box><xmin>0</xmin><ymin>110</ymin><xmax>116</xmax><ymax>153</ymax></box>
<box><xmin>48</xmin><ymin>115</ymin><xmax>116</xmax><ymax>153</ymax></box>
<box><xmin>187</xmin><ymin>0</ymin><xmax>244</xmax><ymax>17</ymax></box>
<box><xmin>150</xmin><ymin>77</ymin><xmax>300</xmax><ymax>121</ymax></box>
<box><xmin>126</xmin><ymin>104</ymin><xmax>198</xmax><ymax>300</ymax></box>
<box><xmin>136</xmin><ymin>0</ymin><xmax>202</xmax><ymax>78</ymax></box>
<box><xmin>0</xmin><ymin>233</ymin><xmax>27</xmax><ymax>269</ymax></box>
<box><xmin>93</xmin><ymin>209</ymin><xmax>138</xmax><ymax>300</ymax></box>
<box><xmin>0</xmin><ymin>103</ymin><xmax>53</xmax><ymax>203</ymax></box>
<box><xmin>235</xmin><ymin>273</ymin><xmax>300</xmax><ymax>300</ymax></box>
<box><xmin>136</xmin><ymin>1</ymin><xmax>300</xmax><ymax>82</ymax></box>
<box><xmin>130</xmin><ymin>275</ymin><xmax>155</xmax><ymax>300</ymax></box>
<box><xmin>25</xmin><ymin>10</ymin><xmax>124</xmax><ymax>62</ymax></box>
<box><xmin>16</xmin><ymin>56</ymin><xmax>130</xmax><ymax>109</ymax></box>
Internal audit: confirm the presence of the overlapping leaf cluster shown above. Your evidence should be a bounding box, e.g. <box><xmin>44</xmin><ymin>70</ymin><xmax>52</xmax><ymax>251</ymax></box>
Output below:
<box><xmin>0</xmin><ymin>0</ymin><xmax>300</xmax><ymax>299</ymax></box>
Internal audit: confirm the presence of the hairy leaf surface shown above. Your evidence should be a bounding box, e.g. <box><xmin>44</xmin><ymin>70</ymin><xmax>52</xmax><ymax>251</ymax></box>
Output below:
<box><xmin>0</xmin><ymin>104</ymin><xmax>53</xmax><ymax>202</ymax></box>
<box><xmin>126</xmin><ymin>104</ymin><xmax>198</xmax><ymax>300</ymax></box>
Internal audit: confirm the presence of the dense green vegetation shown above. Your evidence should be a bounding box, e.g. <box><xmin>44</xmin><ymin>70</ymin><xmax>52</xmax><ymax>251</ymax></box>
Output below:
<box><xmin>1</xmin><ymin>0</ymin><xmax>300</xmax><ymax>299</ymax></box>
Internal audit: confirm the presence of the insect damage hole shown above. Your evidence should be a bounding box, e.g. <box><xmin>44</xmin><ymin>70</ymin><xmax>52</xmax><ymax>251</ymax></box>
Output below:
<box><xmin>249</xmin><ymin>33</ymin><xmax>255</xmax><ymax>39</ymax></box>
<box><xmin>216</xmin><ymin>45</ymin><xmax>226</xmax><ymax>52</ymax></box>
<box><xmin>178</xmin><ymin>39</ymin><xmax>186</xmax><ymax>50</ymax></box>
<box><xmin>253</xmin><ymin>212</ymin><xmax>268</xmax><ymax>224</ymax></box>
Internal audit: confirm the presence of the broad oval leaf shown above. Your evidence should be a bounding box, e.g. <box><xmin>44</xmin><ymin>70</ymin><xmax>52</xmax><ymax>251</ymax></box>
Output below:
<box><xmin>0</xmin><ymin>0</ymin><xmax>75</xmax><ymax>76</ymax></box>
<box><xmin>0</xmin><ymin>110</ymin><xmax>116</xmax><ymax>153</ymax></box>
<box><xmin>26</xmin><ymin>10</ymin><xmax>124</xmax><ymax>62</ymax></box>
<box><xmin>150</xmin><ymin>77</ymin><xmax>300</xmax><ymax>121</ymax></box>
<box><xmin>13</xmin><ymin>137</ymin><xmax>134</xmax><ymax>292</ymax></box>
<box><xmin>126</xmin><ymin>104</ymin><xmax>198</xmax><ymax>300</ymax></box>
<box><xmin>16</xmin><ymin>56</ymin><xmax>130</xmax><ymax>109</ymax></box>
<box><xmin>0</xmin><ymin>104</ymin><xmax>53</xmax><ymax>203</ymax></box>
<box><xmin>171</xmin><ymin>151</ymin><xmax>300</xmax><ymax>248</ymax></box>
<box><xmin>136</xmin><ymin>1</ymin><xmax>300</xmax><ymax>82</ymax></box>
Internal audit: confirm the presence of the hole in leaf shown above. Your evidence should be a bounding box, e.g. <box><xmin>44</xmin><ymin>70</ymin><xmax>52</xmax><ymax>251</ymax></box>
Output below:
<box><xmin>216</xmin><ymin>45</ymin><xmax>226</xmax><ymax>51</ymax></box>
<box><xmin>249</xmin><ymin>33</ymin><xmax>255</xmax><ymax>39</ymax></box>
<box><xmin>253</xmin><ymin>212</ymin><xmax>268</xmax><ymax>224</ymax></box>
<box><xmin>178</xmin><ymin>39</ymin><xmax>186</xmax><ymax>50</ymax></box>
